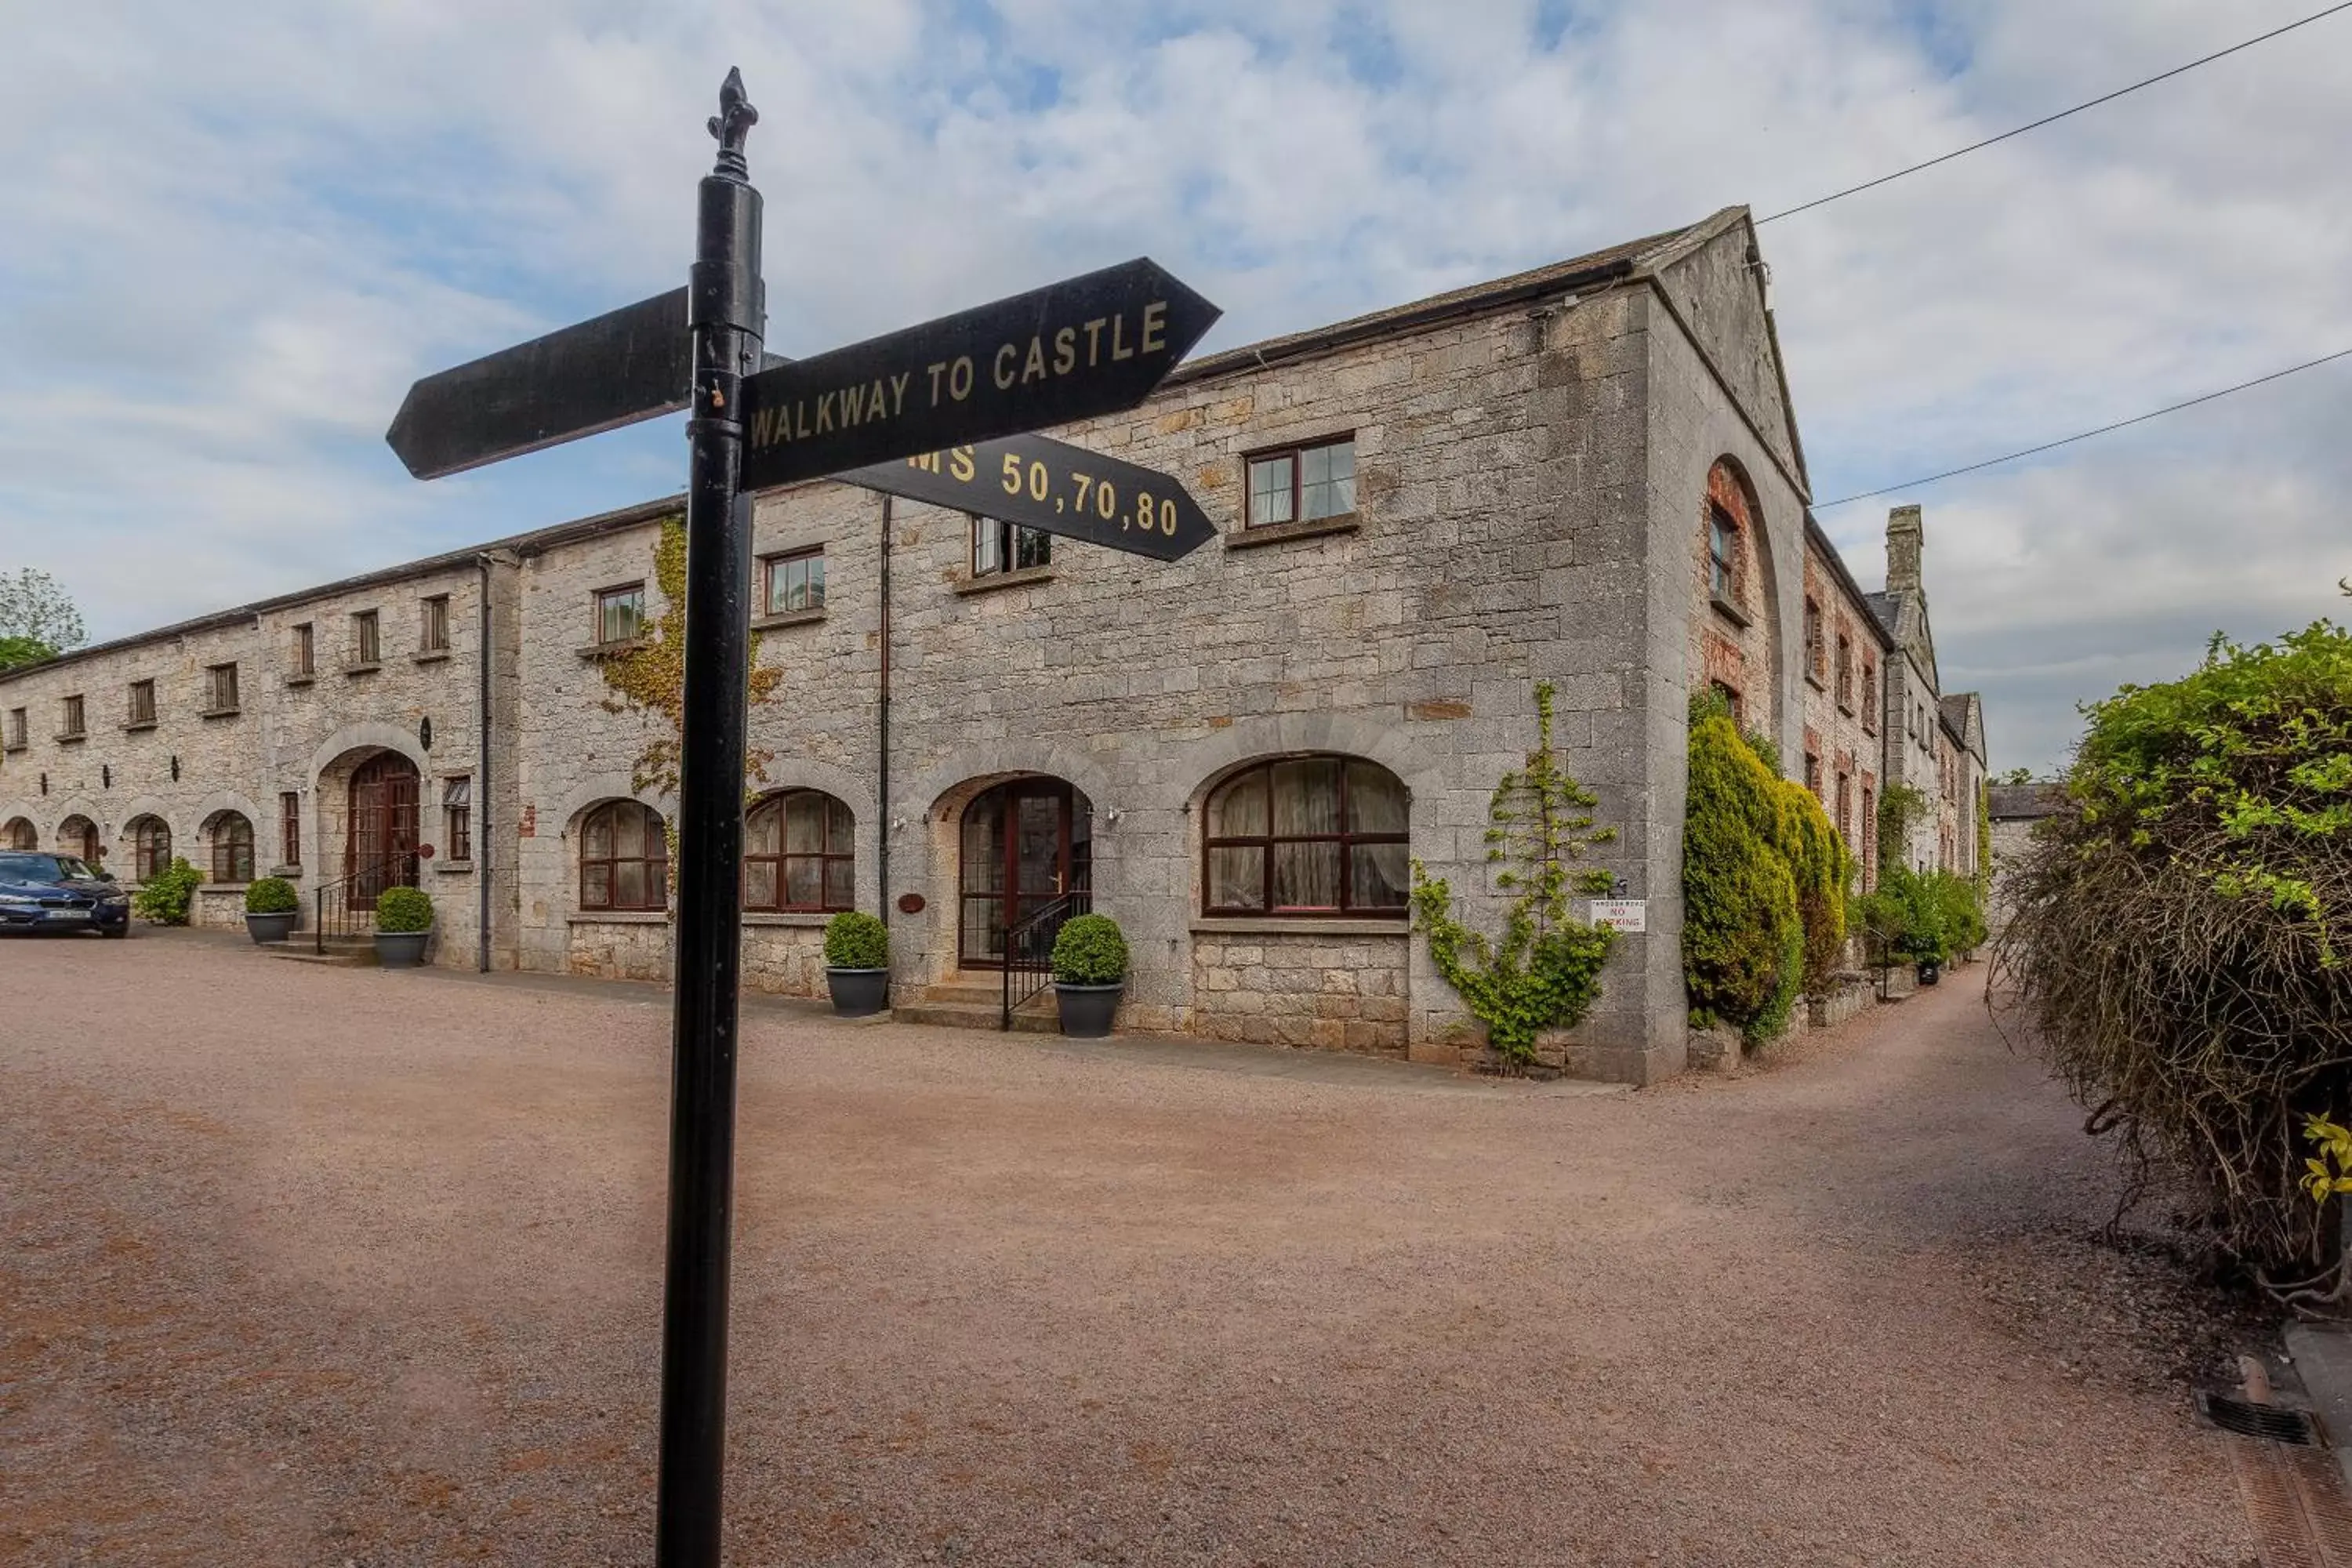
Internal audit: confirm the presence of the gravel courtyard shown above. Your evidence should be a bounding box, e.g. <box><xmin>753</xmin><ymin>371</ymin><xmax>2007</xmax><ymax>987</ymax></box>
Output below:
<box><xmin>2</xmin><ymin>932</ymin><xmax>2251</xmax><ymax>1566</ymax></box>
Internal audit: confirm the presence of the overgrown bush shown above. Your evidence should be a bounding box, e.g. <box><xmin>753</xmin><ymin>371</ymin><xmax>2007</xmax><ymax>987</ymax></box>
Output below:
<box><xmin>1936</xmin><ymin>871</ymin><xmax>1987</xmax><ymax>956</ymax></box>
<box><xmin>1682</xmin><ymin>707</ymin><xmax>1798</xmax><ymax>1033</ymax></box>
<box><xmin>1411</xmin><ymin>681</ymin><xmax>1618</xmax><ymax>1067</ymax></box>
<box><xmin>1995</xmin><ymin>622</ymin><xmax>2352</xmax><ymax>1309</ymax></box>
<box><xmin>1781</xmin><ymin>777</ymin><xmax>1853</xmax><ymax>991</ymax></box>
<box><xmin>376</xmin><ymin>886</ymin><xmax>434</xmax><ymax>934</ymax></box>
<box><xmin>244</xmin><ymin>876</ymin><xmax>299</xmax><ymax>915</ymax></box>
<box><xmin>131</xmin><ymin>857</ymin><xmax>202</xmax><ymax>925</ymax></box>
<box><xmin>1854</xmin><ymin>866</ymin><xmax>1980</xmax><ymax>967</ymax></box>
<box><xmin>1051</xmin><ymin>914</ymin><xmax>1128</xmax><ymax>985</ymax></box>
<box><xmin>822</xmin><ymin>910</ymin><xmax>888</xmax><ymax>969</ymax></box>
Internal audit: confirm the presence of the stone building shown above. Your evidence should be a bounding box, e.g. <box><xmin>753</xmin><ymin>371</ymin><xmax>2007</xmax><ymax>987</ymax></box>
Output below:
<box><xmin>0</xmin><ymin>205</ymin><xmax>1987</xmax><ymax>1082</ymax></box>
<box><xmin>1798</xmin><ymin>520</ymin><xmax>1894</xmax><ymax>888</ymax></box>
<box><xmin>1986</xmin><ymin>781</ymin><xmax>2067</xmax><ymax>931</ymax></box>
<box><xmin>1864</xmin><ymin>506</ymin><xmax>1986</xmax><ymax>876</ymax></box>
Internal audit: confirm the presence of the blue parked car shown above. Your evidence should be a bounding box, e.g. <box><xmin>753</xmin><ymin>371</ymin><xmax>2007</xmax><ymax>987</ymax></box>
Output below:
<box><xmin>0</xmin><ymin>851</ymin><xmax>131</xmax><ymax>937</ymax></box>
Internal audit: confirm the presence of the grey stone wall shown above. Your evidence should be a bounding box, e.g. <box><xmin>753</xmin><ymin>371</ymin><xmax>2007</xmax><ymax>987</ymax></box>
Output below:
<box><xmin>0</xmin><ymin>211</ymin><xmax>1941</xmax><ymax>1084</ymax></box>
<box><xmin>0</xmin><ymin>563</ymin><xmax>487</xmax><ymax>962</ymax></box>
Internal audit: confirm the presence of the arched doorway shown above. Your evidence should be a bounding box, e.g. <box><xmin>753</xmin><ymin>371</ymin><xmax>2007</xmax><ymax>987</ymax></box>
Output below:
<box><xmin>347</xmin><ymin>751</ymin><xmax>421</xmax><ymax>908</ymax></box>
<box><xmin>958</xmin><ymin>777</ymin><xmax>1091</xmax><ymax>967</ymax></box>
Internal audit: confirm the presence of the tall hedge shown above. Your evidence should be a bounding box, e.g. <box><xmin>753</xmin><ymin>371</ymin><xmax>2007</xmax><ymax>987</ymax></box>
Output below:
<box><xmin>1683</xmin><ymin>700</ymin><xmax>1850</xmax><ymax>1044</ymax></box>
<box><xmin>1780</xmin><ymin>778</ymin><xmax>1853</xmax><ymax>992</ymax></box>
<box><xmin>1996</xmin><ymin>622</ymin><xmax>2352</xmax><ymax>1303</ymax></box>
<box><xmin>1683</xmin><ymin>710</ymin><xmax>1801</xmax><ymax>1038</ymax></box>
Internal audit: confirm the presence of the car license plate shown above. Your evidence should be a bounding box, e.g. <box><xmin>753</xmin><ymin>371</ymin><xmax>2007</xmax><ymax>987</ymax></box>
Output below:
<box><xmin>43</xmin><ymin>908</ymin><xmax>90</xmax><ymax>920</ymax></box>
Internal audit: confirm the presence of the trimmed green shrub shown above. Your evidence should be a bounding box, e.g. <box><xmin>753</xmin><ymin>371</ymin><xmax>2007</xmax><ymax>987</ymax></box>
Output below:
<box><xmin>1051</xmin><ymin>913</ymin><xmax>1129</xmax><ymax>985</ymax></box>
<box><xmin>1412</xmin><ymin>681</ymin><xmax>1618</xmax><ymax>1066</ymax></box>
<box><xmin>1682</xmin><ymin>709</ymin><xmax>1801</xmax><ymax>1040</ymax></box>
<box><xmin>131</xmin><ymin>857</ymin><xmax>203</xmax><ymax>926</ymax></box>
<box><xmin>1998</xmin><ymin>621</ymin><xmax>2352</xmax><ymax>1300</ymax></box>
<box><xmin>1778</xmin><ymin>775</ymin><xmax>1853</xmax><ymax>991</ymax></box>
<box><xmin>376</xmin><ymin>886</ymin><xmax>434</xmax><ymax>934</ymax></box>
<box><xmin>822</xmin><ymin>910</ymin><xmax>888</xmax><ymax>969</ymax></box>
<box><xmin>244</xmin><ymin>876</ymin><xmax>299</xmax><ymax>915</ymax></box>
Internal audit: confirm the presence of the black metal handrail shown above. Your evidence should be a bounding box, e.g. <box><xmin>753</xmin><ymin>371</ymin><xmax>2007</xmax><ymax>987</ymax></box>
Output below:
<box><xmin>1001</xmin><ymin>888</ymin><xmax>1089</xmax><ymax>1029</ymax></box>
<box><xmin>313</xmin><ymin>858</ymin><xmax>411</xmax><ymax>954</ymax></box>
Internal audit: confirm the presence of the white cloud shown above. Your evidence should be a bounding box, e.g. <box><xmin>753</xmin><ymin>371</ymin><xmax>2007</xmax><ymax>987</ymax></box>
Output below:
<box><xmin>2</xmin><ymin>0</ymin><xmax>2346</xmax><ymax>770</ymax></box>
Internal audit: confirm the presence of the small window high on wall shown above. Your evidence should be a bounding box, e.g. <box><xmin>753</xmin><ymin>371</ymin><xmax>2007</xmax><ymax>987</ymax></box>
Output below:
<box><xmin>1246</xmin><ymin>437</ymin><xmax>1355</xmax><ymax>528</ymax></box>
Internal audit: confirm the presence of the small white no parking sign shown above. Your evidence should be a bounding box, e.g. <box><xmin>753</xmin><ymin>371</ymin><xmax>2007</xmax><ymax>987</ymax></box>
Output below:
<box><xmin>1586</xmin><ymin>899</ymin><xmax>1648</xmax><ymax>933</ymax></box>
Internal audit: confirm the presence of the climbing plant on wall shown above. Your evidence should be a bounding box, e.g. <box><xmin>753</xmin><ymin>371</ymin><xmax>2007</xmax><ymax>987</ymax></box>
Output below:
<box><xmin>1876</xmin><ymin>781</ymin><xmax>1929</xmax><ymax>877</ymax></box>
<box><xmin>595</xmin><ymin>514</ymin><xmax>786</xmax><ymax>808</ymax></box>
<box><xmin>1410</xmin><ymin>681</ymin><xmax>1619</xmax><ymax>1067</ymax></box>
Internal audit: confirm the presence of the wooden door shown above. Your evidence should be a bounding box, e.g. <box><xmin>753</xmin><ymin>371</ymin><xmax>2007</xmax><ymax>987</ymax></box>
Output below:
<box><xmin>347</xmin><ymin>753</ymin><xmax>421</xmax><ymax>909</ymax></box>
<box><xmin>958</xmin><ymin>779</ymin><xmax>1089</xmax><ymax>967</ymax></box>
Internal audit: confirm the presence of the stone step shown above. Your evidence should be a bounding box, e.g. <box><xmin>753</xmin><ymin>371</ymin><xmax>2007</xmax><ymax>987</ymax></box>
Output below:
<box><xmin>892</xmin><ymin>993</ymin><xmax>1060</xmax><ymax>1035</ymax></box>
<box><xmin>269</xmin><ymin>946</ymin><xmax>379</xmax><ymax>968</ymax></box>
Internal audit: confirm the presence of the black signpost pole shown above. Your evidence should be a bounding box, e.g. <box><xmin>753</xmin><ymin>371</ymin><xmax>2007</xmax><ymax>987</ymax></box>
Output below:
<box><xmin>383</xmin><ymin>74</ymin><xmax>1221</xmax><ymax>1562</ymax></box>
<box><xmin>656</xmin><ymin>67</ymin><xmax>764</xmax><ymax>1568</ymax></box>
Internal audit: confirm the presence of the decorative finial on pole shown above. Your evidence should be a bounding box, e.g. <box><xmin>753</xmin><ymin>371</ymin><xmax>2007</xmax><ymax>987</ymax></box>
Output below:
<box><xmin>707</xmin><ymin>67</ymin><xmax>757</xmax><ymax>181</ymax></box>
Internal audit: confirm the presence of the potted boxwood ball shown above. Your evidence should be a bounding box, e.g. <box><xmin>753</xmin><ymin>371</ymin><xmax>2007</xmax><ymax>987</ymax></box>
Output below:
<box><xmin>374</xmin><ymin>886</ymin><xmax>434</xmax><ymax>969</ymax></box>
<box><xmin>822</xmin><ymin>910</ymin><xmax>891</xmax><ymax>1016</ymax></box>
<box><xmin>243</xmin><ymin>876</ymin><xmax>299</xmax><ymax>944</ymax></box>
<box><xmin>1051</xmin><ymin>913</ymin><xmax>1127</xmax><ymax>1039</ymax></box>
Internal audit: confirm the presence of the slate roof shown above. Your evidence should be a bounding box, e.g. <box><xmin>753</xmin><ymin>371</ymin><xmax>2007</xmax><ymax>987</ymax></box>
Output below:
<box><xmin>1987</xmin><ymin>782</ymin><xmax>2067</xmax><ymax>820</ymax></box>
<box><xmin>1171</xmin><ymin>209</ymin><xmax>1739</xmax><ymax>387</ymax></box>
<box><xmin>4</xmin><ymin>206</ymin><xmax>1780</xmax><ymax>686</ymax></box>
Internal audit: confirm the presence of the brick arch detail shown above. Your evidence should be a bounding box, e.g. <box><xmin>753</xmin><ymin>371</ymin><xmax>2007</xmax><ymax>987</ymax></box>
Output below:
<box><xmin>1693</xmin><ymin>456</ymin><xmax>1782</xmax><ymax>738</ymax></box>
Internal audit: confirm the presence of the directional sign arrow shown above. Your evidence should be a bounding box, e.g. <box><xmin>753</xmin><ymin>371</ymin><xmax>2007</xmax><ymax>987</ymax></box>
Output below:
<box><xmin>740</xmin><ymin>257</ymin><xmax>1218</xmax><ymax>494</ymax></box>
<box><xmin>847</xmin><ymin>436</ymin><xmax>1216</xmax><ymax>562</ymax></box>
<box><xmin>386</xmin><ymin>288</ymin><xmax>691</xmax><ymax>480</ymax></box>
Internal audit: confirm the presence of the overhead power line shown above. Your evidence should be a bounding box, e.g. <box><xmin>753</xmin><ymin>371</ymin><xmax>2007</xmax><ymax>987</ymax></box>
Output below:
<box><xmin>1757</xmin><ymin>2</ymin><xmax>2352</xmax><ymax>224</ymax></box>
<box><xmin>1813</xmin><ymin>347</ymin><xmax>2352</xmax><ymax>508</ymax></box>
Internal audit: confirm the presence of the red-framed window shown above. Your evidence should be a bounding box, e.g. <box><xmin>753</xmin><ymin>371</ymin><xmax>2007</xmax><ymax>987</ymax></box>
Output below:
<box><xmin>580</xmin><ymin>800</ymin><xmax>667</xmax><ymax>912</ymax></box>
<box><xmin>130</xmin><ymin>817</ymin><xmax>172</xmax><ymax>882</ymax></box>
<box><xmin>1245</xmin><ymin>436</ymin><xmax>1356</xmax><ymax>528</ymax></box>
<box><xmin>211</xmin><ymin>814</ymin><xmax>254</xmax><ymax>883</ymax></box>
<box><xmin>742</xmin><ymin>789</ymin><xmax>854</xmax><ymax>912</ymax></box>
<box><xmin>1203</xmin><ymin>755</ymin><xmax>1406</xmax><ymax>915</ymax></box>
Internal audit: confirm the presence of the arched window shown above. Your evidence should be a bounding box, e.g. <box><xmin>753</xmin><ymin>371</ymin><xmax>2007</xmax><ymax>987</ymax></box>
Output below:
<box><xmin>209</xmin><ymin>812</ymin><xmax>255</xmax><ymax>883</ymax></box>
<box><xmin>1203</xmin><ymin>756</ymin><xmax>1408</xmax><ymax>916</ymax></box>
<box><xmin>1708</xmin><ymin>503</ymin><xmax>1740</xmax><ymax>602</ymax></box>
<box><xmin>129</xmin><ymin>817</ymin><xmax>171</xmax><ymax>882</ymax></box>
<box><xmin>580</xmin><ymin>800</ymin><xmax>668</xmax><ymax>912</ymax></box>
<box><xmin>2</xmin><ymin>818</ymin><xmax>34</xmax><ymax>851</ymax></box>
<box><xmin>743</xmin><ymin>789</ymin><xmax>854</xmax><ymax>913</ymax></box>
<box><xmin>60</xmin><ymin>816</ymin><xmax>100</xmax><ymax>866</ymax></box>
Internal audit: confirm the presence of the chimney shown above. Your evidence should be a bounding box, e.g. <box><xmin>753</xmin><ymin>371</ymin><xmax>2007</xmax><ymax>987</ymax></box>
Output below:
<box><xmin>1886</xmin><ymin>505</ymin><xmax>1924</xmax><ymax>593</ymax></box>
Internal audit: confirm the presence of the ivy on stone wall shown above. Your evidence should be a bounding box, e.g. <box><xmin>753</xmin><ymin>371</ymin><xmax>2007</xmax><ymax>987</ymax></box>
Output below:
<box><xmin>594</xmin><ymin>515</ymin><xmax>786</xmax><ymax>811</ymax></box>
<box><xmin>1876</xmin><ymin>781</ymin><xmax>1930</xmax><ymax>878</ymax></box>
<box><xmin>1410</xmin><ymin>681</ymin><xmax>1618</xmax><ymax>1067</ymax></box>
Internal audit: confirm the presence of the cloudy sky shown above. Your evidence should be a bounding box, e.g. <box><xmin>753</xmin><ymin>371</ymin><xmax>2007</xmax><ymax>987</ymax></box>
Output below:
<box><xmin>2</xmin><ymin>1</ymin><xmax>2347</xmax><ymax>771</ymax></box>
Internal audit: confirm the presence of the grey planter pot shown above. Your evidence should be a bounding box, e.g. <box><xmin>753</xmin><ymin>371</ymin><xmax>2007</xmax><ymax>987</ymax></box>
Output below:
<box><xmin>1054</xmin><ymin>981</ymin><xmax>1123</xmax><ymax>1039</ymax></box>
<box><xmin>826</xmin><ymin>967</ymin><xmax>890</xmax><ymax>1017</ymax></box>
<box><xmin>376</xmin><ymin>930</ymin><xmax>430</xmax><ymax>969</ymax></box>
<box><xmin>245</xmin><ymin>911</ymin><xmax>296</xmax><ymax>945</ymax></box>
